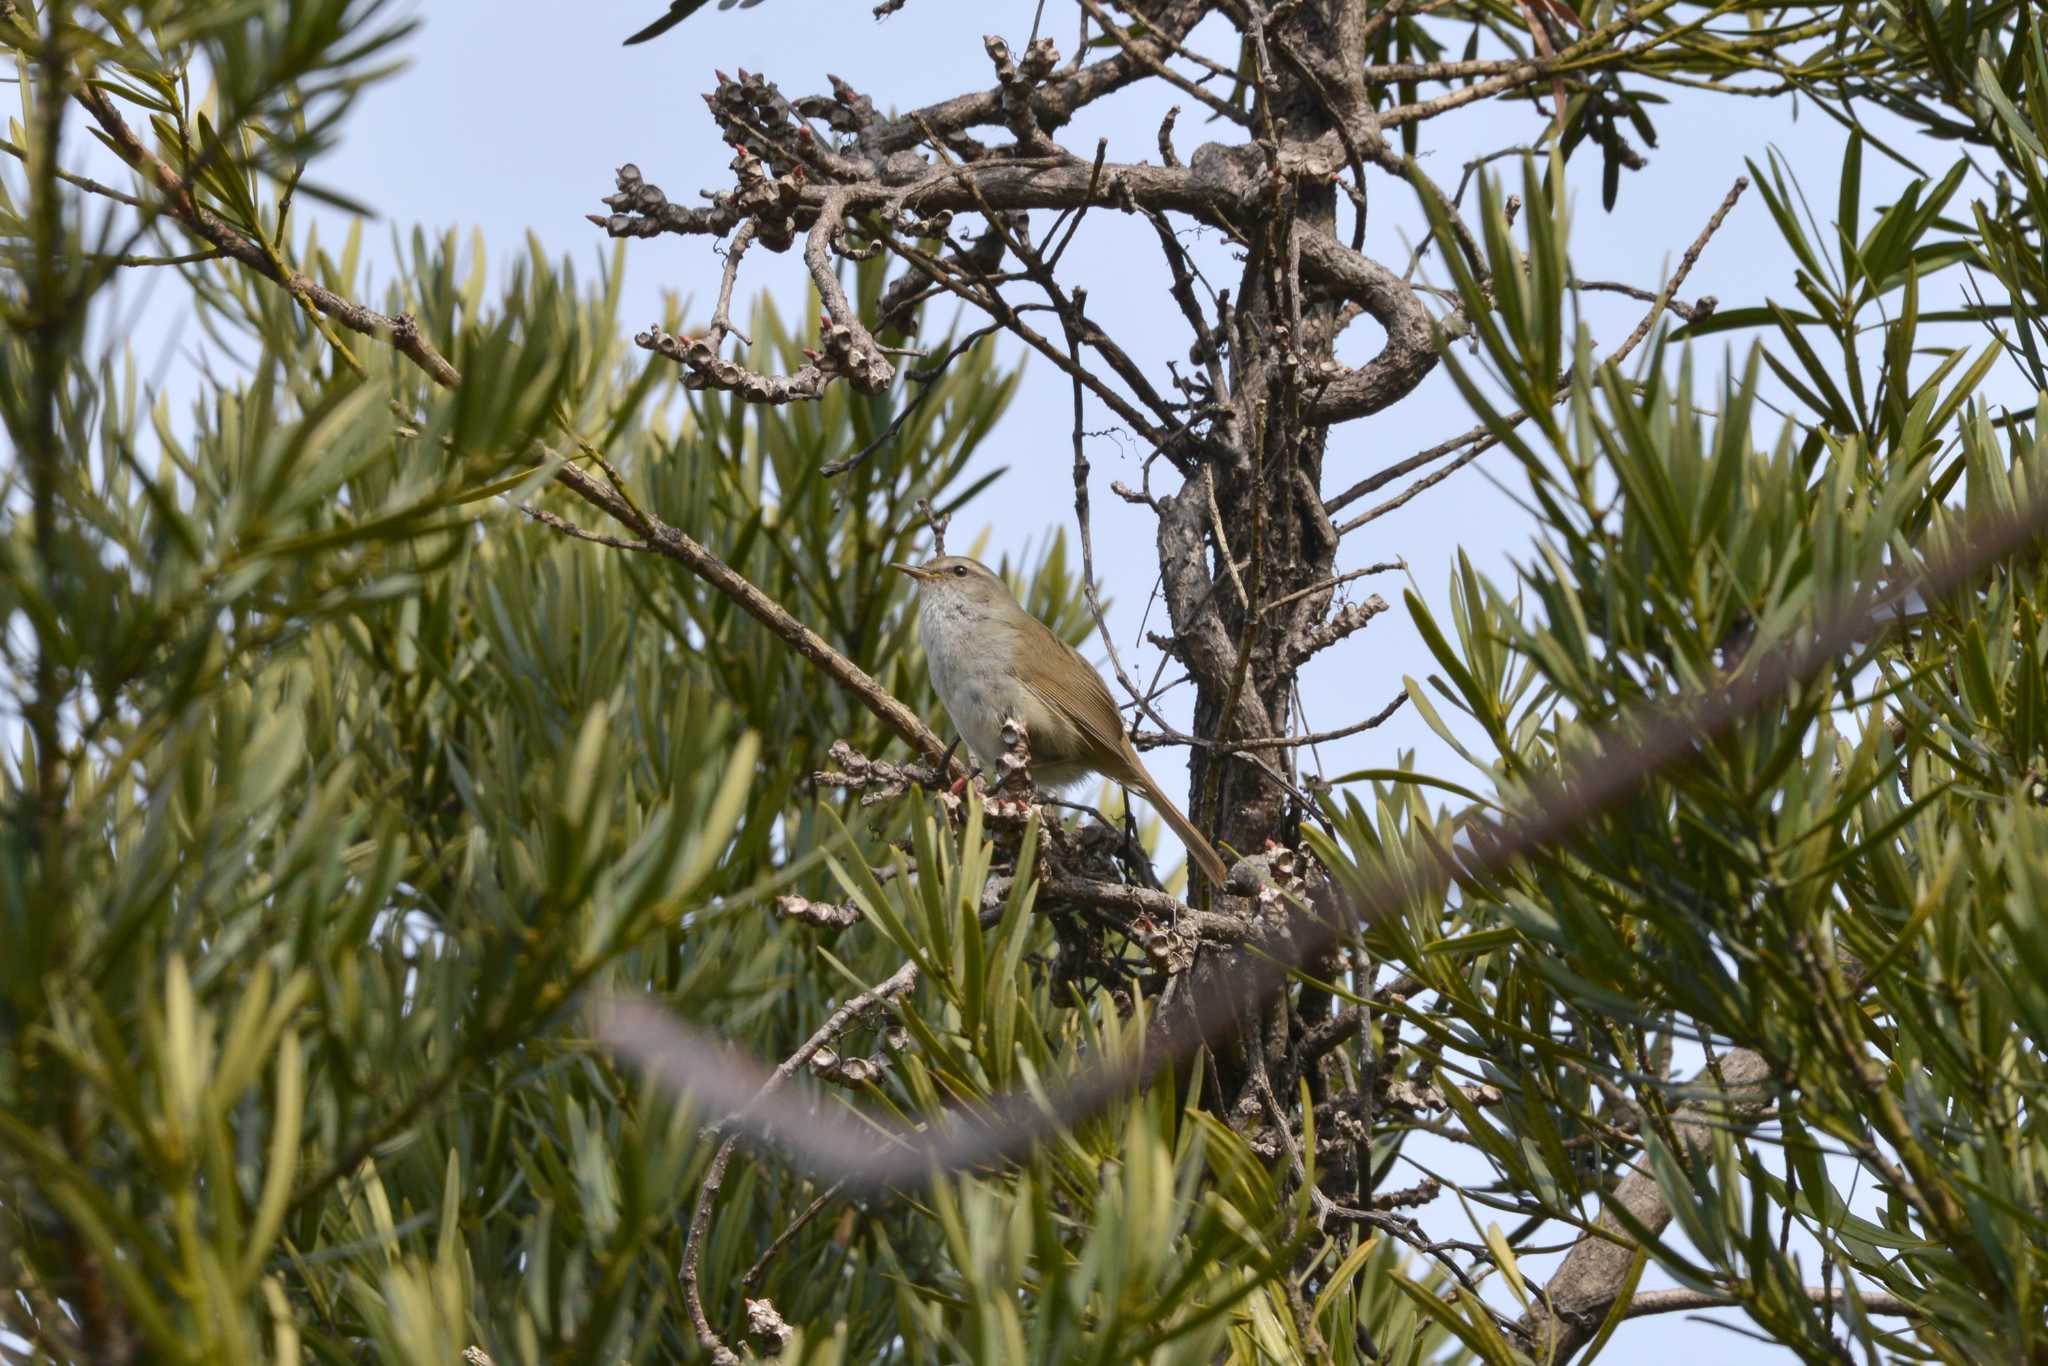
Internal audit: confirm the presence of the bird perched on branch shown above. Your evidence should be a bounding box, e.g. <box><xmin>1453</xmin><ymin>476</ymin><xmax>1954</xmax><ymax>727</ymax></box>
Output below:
<box><xmin>895</xmin><ymin>555</ymin><xmax>1231</xmax><ymax>887</ymax></box>
<box><xmin>623</xmin><ymin>0</ymin><xmax>765</xmax><ymax>45</ymax></box>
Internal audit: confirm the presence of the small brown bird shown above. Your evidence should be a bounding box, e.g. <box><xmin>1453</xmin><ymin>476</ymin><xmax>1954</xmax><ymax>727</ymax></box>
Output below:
<box><xmin>895</xmin><ymin>555</ymin><xmax>1230</xmax><ymax>886</ymax></box>
<box><xmin>623</xmin><ymin>0</ymin><xmax>765</xmax><ymax>45</ymax></box>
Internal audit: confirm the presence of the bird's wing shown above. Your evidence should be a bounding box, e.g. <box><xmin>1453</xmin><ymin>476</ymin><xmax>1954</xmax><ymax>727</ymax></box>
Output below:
<box><xmin>1012</xmin><ymin>610</ymin><xmax>1229</xmax><ymax>883</ymax></box>
<box><xmin>1013</xmin><ymin>615</ymin><xmax>1137</xmax><ymax>775</ymax></box>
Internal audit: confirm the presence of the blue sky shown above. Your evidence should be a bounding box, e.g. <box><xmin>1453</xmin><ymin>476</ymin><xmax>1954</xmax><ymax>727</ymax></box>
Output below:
<box><xmin>66</xmin><ymin>1</ymin><xmax>1985</xmax><ymax>1356</ymax></box>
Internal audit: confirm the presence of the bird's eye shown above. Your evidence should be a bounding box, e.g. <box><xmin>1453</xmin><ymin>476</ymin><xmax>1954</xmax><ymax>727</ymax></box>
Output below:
<box><xmin>952</xmin><ymin>565</ymin><xmax>967</xmax><ymax>577</ymax></box>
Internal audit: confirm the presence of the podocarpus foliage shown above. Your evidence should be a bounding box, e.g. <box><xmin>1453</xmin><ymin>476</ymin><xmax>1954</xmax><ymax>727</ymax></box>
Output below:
<box><xmin>2</xmin><ymin>2</ymin><xmax>2047</xmax><ymax>1363</ymax></box>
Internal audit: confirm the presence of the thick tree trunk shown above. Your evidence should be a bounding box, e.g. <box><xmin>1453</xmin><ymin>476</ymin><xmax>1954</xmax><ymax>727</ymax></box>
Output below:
<box><xmin>1184</xmin><ymin>5</ymin><xmax>1350</xmax><ymax>865</ymax></box>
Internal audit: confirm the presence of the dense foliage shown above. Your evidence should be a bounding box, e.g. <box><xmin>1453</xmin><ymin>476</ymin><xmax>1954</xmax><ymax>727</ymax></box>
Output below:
<box><xmin>3</xmin><ymin>1</ymin><xmax>2047</xmax><ymax>1363</ymax></box>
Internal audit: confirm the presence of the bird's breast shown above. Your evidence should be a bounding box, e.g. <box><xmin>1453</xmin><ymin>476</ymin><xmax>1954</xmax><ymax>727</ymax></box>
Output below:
<box><xmin>919</xmin><ymin>597</ymin><xmax>1017</xmax><ymax>769</ymax></box>
<box><xmin>918</xmin><ymin>597</ymin><xmax>1094</xmax><ymax>778</ymax></box>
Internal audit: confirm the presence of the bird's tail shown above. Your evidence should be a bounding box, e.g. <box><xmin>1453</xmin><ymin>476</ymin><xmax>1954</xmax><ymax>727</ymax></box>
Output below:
<box><xmin>1132</xmin><ymin>770</ymin><xmax>1230</xmax><ymax>889</ymax></box>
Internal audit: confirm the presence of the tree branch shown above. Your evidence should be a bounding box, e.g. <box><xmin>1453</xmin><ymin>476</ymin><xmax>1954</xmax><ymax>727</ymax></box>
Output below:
<box><xmin>1518</xmin><ymin>1047</ymin><xmax>1778</xmax><ymax>1361</ymax></box>
<box><xmin>1610</xmin><ymin>1285</ymin><xmax>1918</xmax><ymax>1323</ymax></box>
<box><xmin>76</xmin><ymin>87</ymin><xmax>462</xmax><ymax>389</ymax></box>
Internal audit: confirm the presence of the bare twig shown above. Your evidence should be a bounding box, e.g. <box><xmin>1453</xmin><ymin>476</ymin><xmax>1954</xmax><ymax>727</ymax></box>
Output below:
<box><xmin>77</xmin><ymin>88</ymin><xmax>462</xmax><ymax>389</ymax></box>
<box><xmin>679</xmin><ymin>960</ymin><xmax>920</xmax><ymax>1361</ymax></box>
<box><xmin>565</xmin><ymin>460</ymin><xmax>952</xmax><ymax>762</ymax></box>
<box><xmin>739</xmin><ymin>1180</ymin><xmax>852</xmax><ymax>1291</ymax></box>
<box><xmin>1293</xmin><ymin>592</ymin><xmax>1390</xmax><ymax>663</ymax></box>
<box><xmin>916</xmin><ymin>497</ymin><xmax>951</xmax><ymax>555</ymax></box>
<box><xmin>821</xmin><ymin>323</ymin><xmax>1003</xmax><ymax>477</ymax></box>
<box><xmin>515</xmin><ymin>502</ymin><xmax>650</xmax><ymax>552</ymax></box>
<box><xmin>1324</xmin><ymin>424</ymin><xmax>1492</xmax><ymax>517</ymax></box>
<box><xmin>1608</xmin><ymin>1285</ymin><xmax>1917</xmax><ymax>1323</ymax></box>
<box><xmin>1606</xmin><ymin>175</ymin><xmax>1749</xmax><ymax>368</ymax></box>
<box><xmin>1074</xmin><ymin>0</ymin><xmax>1250</xmax><ymax>127</ymax></box>
<box><xmin>1262</xmin><ymin>561</ymin><xmax>1407</xmax><ymax>613</ymax></box>
<box><xmin>706</xmin><ymin>219</ymin><xmax>758</xmax><ymax>348</ymax></box>
<box><xmin>1135</xmin><ymin>688</ymin><xmax>1408</xmax><ymax>754</ymax></box>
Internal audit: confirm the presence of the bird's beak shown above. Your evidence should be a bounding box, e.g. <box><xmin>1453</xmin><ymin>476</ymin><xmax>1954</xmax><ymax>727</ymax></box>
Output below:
<box><xmin>890</xmin><ymin>562</ymin><xmax>930</xmax><ymax>582</ymax></box>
